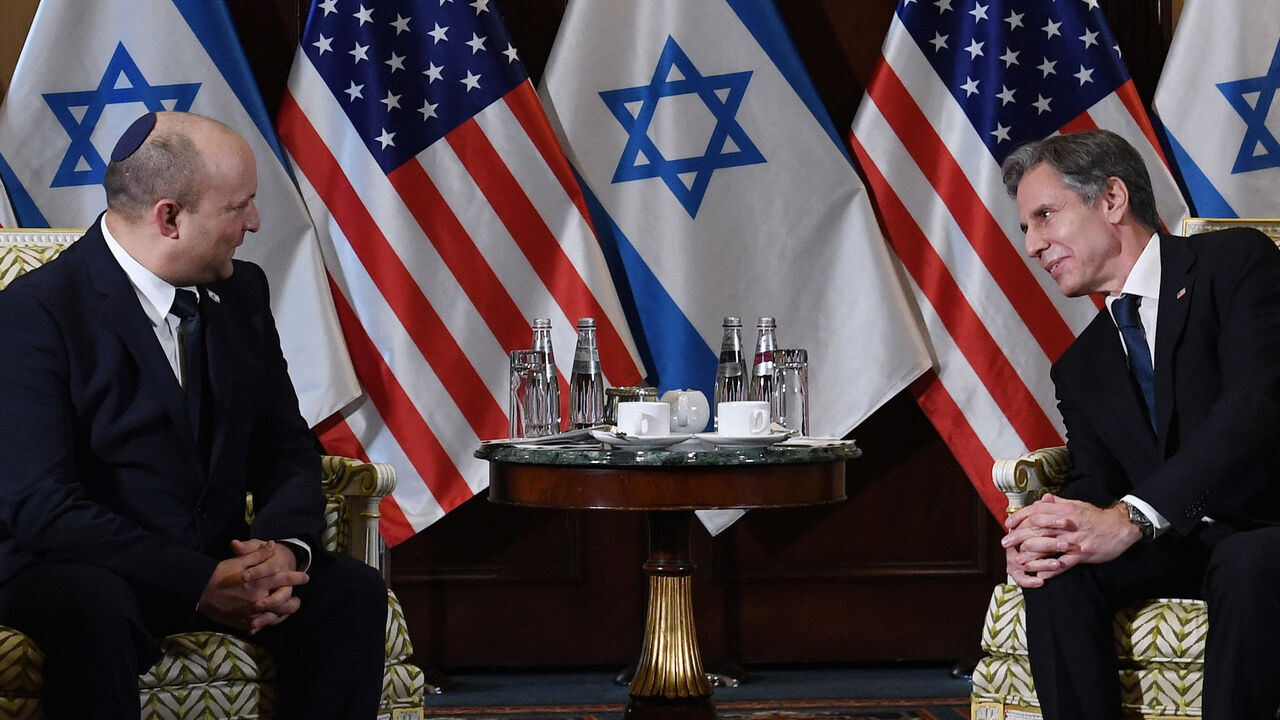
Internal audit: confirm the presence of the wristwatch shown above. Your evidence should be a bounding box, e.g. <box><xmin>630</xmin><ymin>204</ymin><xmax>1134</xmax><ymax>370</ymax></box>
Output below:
<box><xmin>1119</xmin><ymin>500</ymin><xmax>1155</xmax><ymax>541</ymax></box>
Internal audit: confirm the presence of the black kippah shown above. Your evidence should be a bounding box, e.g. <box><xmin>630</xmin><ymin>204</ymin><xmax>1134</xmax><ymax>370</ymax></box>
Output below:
<box><xmin>109</xmin><ymin>112</ymin><xmax>158</xmax><ymax>163</ymax></box>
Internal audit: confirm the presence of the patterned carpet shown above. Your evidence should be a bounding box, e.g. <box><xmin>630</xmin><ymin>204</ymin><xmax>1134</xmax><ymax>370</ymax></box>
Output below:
<box><xmin>423</xmin><ymin>697</ymin><xmax>972</xmax><ymax>720</ymax></box>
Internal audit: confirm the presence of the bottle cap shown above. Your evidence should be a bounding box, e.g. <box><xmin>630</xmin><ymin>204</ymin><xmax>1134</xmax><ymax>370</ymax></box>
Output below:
<box><xmin>756</xmin><ymin>316</ymin><xmax>776</xmax><ymax>327</ymax></box>
<box><xmin>577</xmin><ymin>317</ymin><xmax>596</xmax><ymax>328</ymax></box>
<box><xmin>533</xmin><ymin>318</ymin><xmax>551</xmax><ymax>328</ymax></box>
<box><xmin>722</xmin><ymin>316</ymin><xmax>741</xmax><ymax>327</ymax></box>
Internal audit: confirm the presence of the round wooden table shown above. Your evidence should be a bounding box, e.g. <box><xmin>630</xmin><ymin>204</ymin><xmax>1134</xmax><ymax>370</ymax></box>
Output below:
<box><xmin>475</xmin><ymin>439</ymin><xmax>857</xmax><ymax>720</ymax></box>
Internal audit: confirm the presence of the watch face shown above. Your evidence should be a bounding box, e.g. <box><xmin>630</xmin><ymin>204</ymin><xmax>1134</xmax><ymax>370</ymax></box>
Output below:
<box><xmin>1126</xmin><ymin>502</ymin><xmax>1154</xmax><ymax>539</ymax></box>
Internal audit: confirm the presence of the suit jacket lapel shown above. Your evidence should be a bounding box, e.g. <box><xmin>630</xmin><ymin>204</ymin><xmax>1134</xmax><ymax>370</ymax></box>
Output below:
<box><xmin>1075</xmin><ymin>315</ymin><xmax>1158</xmax><ymax>450</ymax></box>
<box><xmin>1153</xmin><ymin>234</ymin><xmax>1195</xmax><ymax>454</ymax></box>
<box><xmin>78</xmin><ymin>225</ymin><xmax>206</xmax><ymax>477</ymax></box>
<box><xmin>200</xmin><ymin>284</ymin><xmax>247</xmax><ymax>483</ymax></box>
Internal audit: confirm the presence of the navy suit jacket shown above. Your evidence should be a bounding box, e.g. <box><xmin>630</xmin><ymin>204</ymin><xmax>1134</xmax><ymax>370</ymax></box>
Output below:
<box><xmin>0</xmin><ymin>220</ymin><xmax>324</xmax><ymax>613</ymax></box>
<box><xmin>1052</xmin><ymin>228</ymin><xmax>1280</xmax><ymax>536</ymax></box>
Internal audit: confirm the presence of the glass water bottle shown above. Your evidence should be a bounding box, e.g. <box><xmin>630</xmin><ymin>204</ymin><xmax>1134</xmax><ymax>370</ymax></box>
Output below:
<box><xmin>531</xmin><ymin>318</ymin><xmax>562</xmax><ymax>432</ymax></box>
<box><xmin>749</xmin><ymin>316</ymin><xmax>778</xmax><ymax>404</ymax></box>
<box><xmin>713</xmin><ymin>316</ymin><xmax>747</xmax><ymax>422</ymax></box>
<box><xmin>568</xmin><ymin>318</ymin><xmax>605</xmax><ymax>428</ymax></box>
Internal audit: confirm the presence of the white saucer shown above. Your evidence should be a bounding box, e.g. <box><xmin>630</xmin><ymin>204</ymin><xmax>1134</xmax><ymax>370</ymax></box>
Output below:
<box><xmin>693</xmin><ymin>431</ymin><xmax>793</xmax><ymax>448</ymax></box>
<box><xmin>590</xmin><ymin>429</ymin><xmax>692</xmax><ymax>449</ymax></box>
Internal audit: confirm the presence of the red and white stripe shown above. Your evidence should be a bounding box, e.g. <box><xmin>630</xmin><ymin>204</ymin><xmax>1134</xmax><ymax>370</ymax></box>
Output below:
<box><xmin>850</xmin><ymin>16</ymin><xmax>1187</xmax><ymax>518</ymax></box>
<box><xmin>279</xmin><ymin>51</ymin><xmax>644</xmax><ymax>544</ymax></box>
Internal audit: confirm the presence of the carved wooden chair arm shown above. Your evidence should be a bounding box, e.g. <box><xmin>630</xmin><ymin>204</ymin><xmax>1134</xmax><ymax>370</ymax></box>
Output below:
<box><xmin>991</xmin><ymin>446</ymin><xmax>1070</xmax><ymax>513</ymax></box>
<box><xmin>320</xmin><ymin>455</ymin><xmax>398</xmax><ymax>575</ymax></box>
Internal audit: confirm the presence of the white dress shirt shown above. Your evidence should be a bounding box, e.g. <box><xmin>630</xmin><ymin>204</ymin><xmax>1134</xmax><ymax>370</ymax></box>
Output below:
<box><xmin>101</xmin><ymin>217</ymin><xmax>197</xmax><ymax>387</ymax></box>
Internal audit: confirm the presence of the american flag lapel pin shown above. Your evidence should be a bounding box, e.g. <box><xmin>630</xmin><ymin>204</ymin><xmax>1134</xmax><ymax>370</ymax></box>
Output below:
<box><xmin>1176</xmin><ymin>287</ymin><xmax>1187</xmax><ymax>299</ymax></box>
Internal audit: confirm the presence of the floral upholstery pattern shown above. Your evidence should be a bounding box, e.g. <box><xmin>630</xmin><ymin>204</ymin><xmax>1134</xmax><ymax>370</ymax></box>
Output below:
<box><xmin>0</xmin><ymin>231</ymin><xmax>425</xmax><ymax>719</ymax></box>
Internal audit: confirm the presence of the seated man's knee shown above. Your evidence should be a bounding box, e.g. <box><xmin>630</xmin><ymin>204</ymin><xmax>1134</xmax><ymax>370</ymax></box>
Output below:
<box><xmin>308</xmin><ymin>553</ymin><xmax>387</xmax><ymax>621</ymax></box>
<box><xmin>1024</xmin><ymin>564</ymin><xmax>1102</xmax><ymax>608</ymax></box>
<box><xmin>0</xmin><ymin>563</ymin><xmax>153</xmax><ymax>668</ymax></box>
<box><xmin>347</xmin><ymin>558</ymin><xmax>389</xmax><ymax>618</ymax></box>
<box><xmin>8</xmin><ymin>564</ymin><xmax>138</xmax><ymax>627</ymax></box>
<box><xmin>1206</xmin><ymin>527</ymin><xmax>1280</xmax><ymax>598</ymax></box>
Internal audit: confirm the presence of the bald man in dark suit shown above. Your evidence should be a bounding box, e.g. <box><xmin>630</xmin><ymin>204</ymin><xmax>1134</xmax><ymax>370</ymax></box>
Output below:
<box><xmin>0</xmin><ymin>112</ymin><xmax>386</xmax><ymax>719</ymax></box>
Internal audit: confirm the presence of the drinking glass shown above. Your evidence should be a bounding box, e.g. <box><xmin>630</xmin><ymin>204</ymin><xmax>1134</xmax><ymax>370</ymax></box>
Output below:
<box><xmin>771</xmin><ymin>348</ymin><xmax>809</xmax><ymax>435</ymax></box>
<box><xmin>509</xmin><ymin>350</ymin><xmax>553</xmax><ymax>438</ymax></box>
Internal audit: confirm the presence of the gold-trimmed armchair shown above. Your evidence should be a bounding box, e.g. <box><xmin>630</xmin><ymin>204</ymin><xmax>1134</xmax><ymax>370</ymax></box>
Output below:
<box><xmin>0</xmin><ymin>229</ymin><xmax>425</xmax><ymax>720</ymax></box>
<box><xmin>970</xmin><ymin>446</ymin><xmax>1214</xmax><ymax>720</ymax></box>
<box><xmin>971</xmin><ymin>219</ymin><xmax>1280</xmax><ymax>720</ymax></box>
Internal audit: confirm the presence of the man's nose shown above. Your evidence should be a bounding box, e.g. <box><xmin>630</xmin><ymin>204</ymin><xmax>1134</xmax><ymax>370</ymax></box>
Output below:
<box><xmin>1023</xmin><ymin>228</ymin><xmax>1045</xmax><ymax>258</ymax></box>
<box><xmin>245</xmin><ymin>203</ymin><xmax>261</xmax><ymax>233</ymax></box>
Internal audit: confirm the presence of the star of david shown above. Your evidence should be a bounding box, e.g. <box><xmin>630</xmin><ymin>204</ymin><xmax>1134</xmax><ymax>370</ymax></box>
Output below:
<box><xmin>1216</xmin><ymin>37</ymin><xmax>1280</xmax><ymax>175</ymax></box>
<box><xmin>599</xmin><ymin>36</ymin><xmax>765</xmax><ymax>218</ymax></box>
<box><xmin>42</xmin><ymin>43</ymin><xmax>201</xmax><ymax>188</ymax></box>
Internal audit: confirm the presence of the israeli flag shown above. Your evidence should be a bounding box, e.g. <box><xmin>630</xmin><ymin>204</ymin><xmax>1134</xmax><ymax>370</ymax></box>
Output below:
<box><xmin>540</xmin><ymin>0</ymin><xmax>929</xmax><ymax>435</ymax></box>
<box><xmin>541</xmin><ymin>0</ymin><xmax>931</xmax><ymax>532</ymax></box>
<box><xmin>0</xmin><ymin>0</ymin><xmax>358</xmax><ymax>425</ymax></box>
<box><xmin>1154</xmin><ymin>0</ymin><xmax>1280</xmax><ymax>217</ymax></box>
<box><xmin>0</xmin><ymin>168</ymin><xmax>15</xmax><ymax>227</ymax></box>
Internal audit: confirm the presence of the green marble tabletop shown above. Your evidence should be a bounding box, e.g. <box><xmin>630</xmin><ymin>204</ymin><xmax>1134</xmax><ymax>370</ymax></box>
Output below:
<box><xmin>474</xmin><ymin>436</ymin><xmax>860</xmax><ymax>467</ymax></box>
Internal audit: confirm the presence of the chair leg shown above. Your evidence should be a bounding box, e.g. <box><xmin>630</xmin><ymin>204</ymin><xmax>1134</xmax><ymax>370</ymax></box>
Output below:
<box><xmin>421</xmin><ymin>667</ymin><xmax>452</xmax><ymax>695</ymax></box>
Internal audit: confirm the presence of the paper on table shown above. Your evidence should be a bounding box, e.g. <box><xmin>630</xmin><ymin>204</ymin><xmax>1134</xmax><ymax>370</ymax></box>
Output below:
<box><xmin>478</xmin><ymin>426</ymin><xmax>608</xmax><ymax>447</ymax></box>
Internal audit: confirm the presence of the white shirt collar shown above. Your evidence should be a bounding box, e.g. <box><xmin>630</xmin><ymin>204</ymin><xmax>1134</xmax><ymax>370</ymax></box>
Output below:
<box><xmin>1104</xmin><ymin>232</ymin><xmax>1161</xmax><ymax>312</ymax></box>
<box><xmin>100</xmin><ymin>216</ymin><xmax>194</xmax><ymax>326</ymax></box>
<box><xmin>1118</xmin><ymin>232</ymin><xmax>1161</xmax><ymax>300</ymax></box>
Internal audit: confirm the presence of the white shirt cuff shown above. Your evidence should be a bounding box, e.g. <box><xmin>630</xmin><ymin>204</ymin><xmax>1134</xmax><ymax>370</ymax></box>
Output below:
<box><xmin>279</xmin><ymin>538</ymin><xmax>312</xmax><ymax>572</ymax></box>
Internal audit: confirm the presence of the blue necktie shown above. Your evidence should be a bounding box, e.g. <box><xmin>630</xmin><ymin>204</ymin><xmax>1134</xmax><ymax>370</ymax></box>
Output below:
<box><xmin>170</xmin><ymin>289</ymin><xmax>205</xmax><ymax>441</ymax></box>
<box><xmin>1112</xmin><ymin>293</ymin><xmax>1156</xmax><ymax>429</ymax></box>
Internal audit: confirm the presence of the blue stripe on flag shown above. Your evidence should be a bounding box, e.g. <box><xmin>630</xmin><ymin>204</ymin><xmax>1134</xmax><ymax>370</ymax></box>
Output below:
<box><xmin>171</xmin><ymin>0</ymin><xmax>292</xmax><ymax>171</ymax></box>
<box><xmin>0</xmin><ymin>152</ymin><xmax>50</xmax><ymax>228</ymax></box>
<box><xmin>725</xmin><ymin>0</ymin><xmax>853</xmax><ymax>165</ymax></box>
<box><xmin>578</xmin><ymin>175</ymin><xmax>717</xmax><ymax>397</ymax></box>
<box><xmin>1165</xmin><ymin>129</ymin><xmax>1238</xmax><ymax>219</ymax></box>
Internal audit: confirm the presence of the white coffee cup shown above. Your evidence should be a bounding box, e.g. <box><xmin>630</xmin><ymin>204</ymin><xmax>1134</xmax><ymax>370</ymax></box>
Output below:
<box><xmin>616</xmin><ymin>401</ymin><xmax>672</xmax><ymax>437</ymax></box>
<box><xmin>717</xmin><ymin>401</ymin><xmax>770</xmax><ymax>436</ymax></box>
<box><xmin>660</xmin><ymin>389</ymin><xmax>710</xmax><ymax>433</ymax></box>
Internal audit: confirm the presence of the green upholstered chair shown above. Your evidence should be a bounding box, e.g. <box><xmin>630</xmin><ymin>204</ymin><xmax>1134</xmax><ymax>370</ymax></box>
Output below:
<box><xmin>0</xmin><ymin>229</ymin><xmax>425</xmax><ymax>719</ymax></box>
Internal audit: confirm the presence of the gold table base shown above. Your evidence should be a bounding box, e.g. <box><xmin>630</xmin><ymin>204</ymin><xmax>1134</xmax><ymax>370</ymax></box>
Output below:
<box><xmin>629</xmin><ymin>574</ymin><xmax>713</xmax><ymax>699</ymax></box>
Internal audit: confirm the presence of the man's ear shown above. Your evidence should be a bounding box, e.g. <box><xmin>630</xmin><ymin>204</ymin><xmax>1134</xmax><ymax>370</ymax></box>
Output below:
<box><xmin>1099</xmin><ymin>177</ymin><xmax>1130</xmax><ymax>224</ymax></box>
<box><xmin>152</xmin><ymin>199</ymin><xmax>182</xmax><ymax>239</ymax></box>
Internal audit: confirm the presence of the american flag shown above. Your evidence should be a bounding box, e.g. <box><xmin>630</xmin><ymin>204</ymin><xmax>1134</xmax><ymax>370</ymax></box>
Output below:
<box><xmin>278</xmin><ymin>0</ymin><xmax>645</xmax><ymax>543</ymax></box>
<box><xmin>850</xmin><ymin>0</ymin><xmax>1188</xmax><ymax>517</ymax></box>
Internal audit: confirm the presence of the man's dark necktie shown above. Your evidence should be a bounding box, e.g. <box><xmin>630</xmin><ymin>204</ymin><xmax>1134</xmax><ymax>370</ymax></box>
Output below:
<box><xmin>169</xmin><ymin>289</ymin><xmax>205</xmax><ymax>440</ymax></box>
<box><xmin>1112</xmin><ymin>293</ymin><xmax>1156</xmax><ymax>430</ymax></box>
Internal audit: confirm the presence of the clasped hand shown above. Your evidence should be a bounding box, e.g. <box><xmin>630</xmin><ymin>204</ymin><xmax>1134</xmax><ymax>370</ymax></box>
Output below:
<box><xmin>198</xmin><ymin>539</ymin><xmax>309</xmax><ymax>634</ymax></box>
<box><xmin>1002</xmin><ymin>494</ymin><xmax>1141</xmax><ymax>588</ymax></box>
